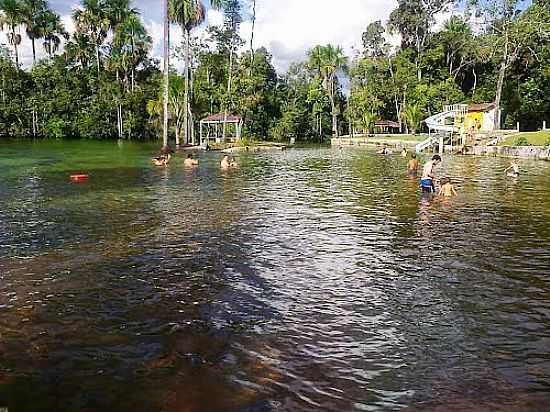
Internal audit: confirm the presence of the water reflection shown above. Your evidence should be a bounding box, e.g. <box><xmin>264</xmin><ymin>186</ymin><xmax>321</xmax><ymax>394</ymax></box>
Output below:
<box><xmin>1</xmin><ymin>142</ymin><xmax>550</xmax><ymax>411</ymax></box>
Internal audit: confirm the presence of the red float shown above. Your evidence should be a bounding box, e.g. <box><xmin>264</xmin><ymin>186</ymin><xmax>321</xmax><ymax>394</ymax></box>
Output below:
<box><xmin>70</xmin><ymin>174</ymin><xmax>89</xmax><ymax>182</ymax></box>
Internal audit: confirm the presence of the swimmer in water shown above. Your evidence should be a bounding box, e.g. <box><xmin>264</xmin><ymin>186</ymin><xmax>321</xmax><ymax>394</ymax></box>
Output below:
<box><xmin>401</xmin><ymin>147</ymin><xmax>408</xmax><ymax>157</ymax></box>
<box><xmin>152</xmin><ymin>146</ymin><xmax>174</xmax><ymax>167</ymax></box>
<box><xmin>438</xmin><ymin>177</ymin><xmax>457</xmax><ymax>197</ymax></box>
<box><xmin>378</xmin><ymin>145</ymin><xmax>392</xmax><ymax>155</ymax></box>
<box><xmin>152</xmin><ymin>154</ymin><xmax>170</xmax><ymax>166</ymax></box>
<box><xmin>183</xmin><ymin>153</ymin><xmax>199</xmax><ymax>167</ymax></box>
<box><xmin>407</xmin><ymin>153</ymin><xmax>419</xmax><ymax>176</ymax></box>
<box><xmin>221</xmin><ymin>155</ymin><xmax>239</xmax><ymax>170</ymax></box>
<box><xmin>504</xmin><ymin>161</ymin><xmax>520</xmax><ymax>178</ymax></box>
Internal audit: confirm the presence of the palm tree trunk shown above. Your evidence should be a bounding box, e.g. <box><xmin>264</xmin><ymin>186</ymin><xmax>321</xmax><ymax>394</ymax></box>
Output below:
<box><xmin>162</xmin><ymin>0</ymin><xmax>170</xmax><ymax>147</ymax></box>
<box><xmin>249</xmin><ymin>0</ymin><xmax>256</xmax><ymax>74</ymax></box>
<box><xmin>31</xmin><ymin>39</ymin><xmax>36</xmax><ymax>65</ymax></box>
<box><xmin>330</xmin><ymin>80</ymin><xmax>338</xmax><ymax>137</ymax></box>
<box><xmin>222</xmin><ymin>45</ymin><xmax>234</xmax><ymax>141</ymax></box>
<box><xmin>190</xmin><ymin>61</ymin><xmax>196</xmax><ymax>145</ymax></box>
<box><xmin>12</xmin><ymin>29</ymin><xmax>19</xmax><ymax>68</ymax></box>
<box><xmin>96</xmin><ymin>44</ymin><xmax>101</xmax><ymax>75</ymax></box>
<box><xmin>131</xmin><ymin>40</ymin><xmax>135</xmax><ymax>92</ymax></box>
<box><xmin>183</xmin><ymin>29</ymin><xmax>190</xmax><ymax>145</ymax></box>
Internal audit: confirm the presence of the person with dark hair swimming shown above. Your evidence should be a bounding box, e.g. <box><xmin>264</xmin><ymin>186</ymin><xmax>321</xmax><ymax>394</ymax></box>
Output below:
<box><xmin>420</xmin><ymin>154</ymin><xmax>441</xmax><ymax>192</ymax></box>
<box><xmin>152</xmin><ymin>145</ymin><xmax>174</xmax><ymax>167</ymax></box>
<box><xmin>184</xmin><ymin>153</ymin><xmax>199</xmax><ymax>167</ymax></box>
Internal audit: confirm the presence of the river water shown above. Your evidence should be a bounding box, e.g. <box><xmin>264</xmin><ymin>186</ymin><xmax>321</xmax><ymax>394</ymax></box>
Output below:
<box><xmin>1</xmin><ymin>141</ymin><xmax>550</xmax><ymax>412</ymax></box>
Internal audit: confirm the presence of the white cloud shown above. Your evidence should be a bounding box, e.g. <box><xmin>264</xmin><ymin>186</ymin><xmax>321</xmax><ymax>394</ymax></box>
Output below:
<box><xmin>3</xmin><ymin>0</ymin><xmax>403</xmax><ymax>74</ymax></box>
<box><xmin>146</xmin><ymin>8</ymin><xmax>223</xmax><ymax>73</ymax></box>
<box><xmin>0</xmin><ymin>12</ymin><xmax>74</xmax><ymax>68</ymax></box>
<box><xmin>149</xmin><ymin>0</ymin><xmax>399</xmax><ymax>74</ymax></box>
<box><xmin>241</xmin><ymin>0</ymin><xmax>398</xmax><ymax>72</ymax></box>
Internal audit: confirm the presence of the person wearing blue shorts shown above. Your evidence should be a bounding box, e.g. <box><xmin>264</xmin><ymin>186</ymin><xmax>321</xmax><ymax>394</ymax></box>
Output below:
<box><xmin>420</xmin><ymin>155</ymin><xmax>442</xmax><ymax>192</ymax></box>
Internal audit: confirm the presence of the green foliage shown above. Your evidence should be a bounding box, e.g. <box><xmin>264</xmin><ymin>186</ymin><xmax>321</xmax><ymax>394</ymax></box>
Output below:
<box><xmin>0</xmin><ymin>0</ymin><xmax>548</xmax><ymax>143</ymax></box>
<box><xmin>361</xmin><ymin>112</ymin><xmax>378</xmax><ymax>135</ymax></box>
<box><xmin>514</xmin><ymin>136</ymin><xmax>530</xmax><ymax>146</ymax></box>
<box><xmin>403</xmin><ymin>104</ymin><xmax>425</xmax><ymax>134</ymax></box>
<box><xmin>43</xmin><ymin>117</ymin><xmax>68</xmax><ymax>139</ymax></box>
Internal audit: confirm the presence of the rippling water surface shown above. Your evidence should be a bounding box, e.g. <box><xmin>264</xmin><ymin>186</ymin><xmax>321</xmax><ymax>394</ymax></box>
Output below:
<box><xmin>1</xmin><ymin>141</ymin><xmax>550</xmax><ymax>412</ymax></box>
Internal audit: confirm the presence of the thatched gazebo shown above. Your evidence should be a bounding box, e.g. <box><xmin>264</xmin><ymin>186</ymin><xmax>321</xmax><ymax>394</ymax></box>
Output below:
<box><xmin>199</xmin><ymin>113</ymin><xmax>243</xmax><ymax>144</ymax></box>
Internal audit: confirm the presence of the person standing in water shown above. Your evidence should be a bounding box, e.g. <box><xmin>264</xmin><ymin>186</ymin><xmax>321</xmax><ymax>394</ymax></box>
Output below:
<box><xmin>407</xmin><ymin>153</ymin><xmax>419</xmax><ymax>176</ymax></box>
<box><xmin>420</xmin><ymin>154</ymin><xmax>442</xmax><ymax>193</ymax></box>
<box><xmin>184</xmin><ymin>153</ymin><xmax>199</xmax><ymax>167</ymax></box>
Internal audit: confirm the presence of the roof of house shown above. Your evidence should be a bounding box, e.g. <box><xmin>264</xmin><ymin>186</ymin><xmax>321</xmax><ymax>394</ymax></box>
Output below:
<box><xmin>375</xmin><ymin>120</ymin><xmax>400</xmax><ymax>128</ymax></box>
<box><xmin>468</xmin><ymin>102</ymin><xmax>497</xmax><ymax>112</ymax></box>
<box><xmin>201</xmin><ymin>113</ymin><xmax>242</xmax><ymax>122</ymax></box>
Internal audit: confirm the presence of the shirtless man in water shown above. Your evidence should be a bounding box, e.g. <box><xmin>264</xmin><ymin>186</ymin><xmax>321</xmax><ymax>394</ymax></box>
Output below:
<box><xmin>184</xmin><ymin>154</ymin><xmax>199</xmax><ymax>167</ymax></box>
<box><xmin>420</xmin><ymin>154</ymin><xmax>442</xmax><ymax>193</ymax></box>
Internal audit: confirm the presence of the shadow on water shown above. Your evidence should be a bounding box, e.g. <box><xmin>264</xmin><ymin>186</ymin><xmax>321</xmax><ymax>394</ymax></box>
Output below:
<box><xmin>1</xmin><ymin>142</ymin><xmax>550</xmax><ymax>411</ymax></box>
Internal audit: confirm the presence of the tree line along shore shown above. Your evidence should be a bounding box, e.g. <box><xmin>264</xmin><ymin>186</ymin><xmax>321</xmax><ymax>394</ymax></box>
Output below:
<box><xmin>0</xmin><ymin>0</ymin><xmax>548</xmax><ymax>144</ymax></box>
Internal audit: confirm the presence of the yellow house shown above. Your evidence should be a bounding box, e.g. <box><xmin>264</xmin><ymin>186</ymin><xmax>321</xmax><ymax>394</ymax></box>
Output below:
<box><xmin>464</xmin><ymin>102</ymin><xmax>498</xmax><ymax>133</ymax></box>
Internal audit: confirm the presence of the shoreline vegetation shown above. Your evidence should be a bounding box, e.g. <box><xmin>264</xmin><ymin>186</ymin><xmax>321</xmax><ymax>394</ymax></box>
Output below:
<box><xmin>0</xmin><ymin>0</ymin><xmax>549</xmax><ymax>145</ymax></box>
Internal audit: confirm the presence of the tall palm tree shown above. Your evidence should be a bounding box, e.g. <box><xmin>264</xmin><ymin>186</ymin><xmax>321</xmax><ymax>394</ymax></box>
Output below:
<box><xmin>162</xmin><ymin>0</ymin><xmax>169</xmax><ymax>147</ymax></box>
<box><xmin>0</xmin><ymin>0</ymin><xmax>23</xmax><ymax>67</ymax></box>
<box><xmin>170</xmin><ymin>0</ymin><xmax>206</xmax><ymax>145</ymax></box>
<box><xmin>168</xmin><ymin>74</ymin><xmax>186</xmax><ymax>145</ymax></box>
<box><xmin>104</xmin><ymin>0</ymin><xmax>136</xmax><ymax>29</ymax></box>
<box><xmin>308</xmin><ymin>44</ymin><xmax>348</xmax><ymax>137</ymax></box>
<box><xmin>20</xmin><ymin>0</ymin><xmax>45</xmax><ymax>64</ymax></box>
<box><xmin>73</xmin><ymin>0</ymin><xmax>109</xmax><ymax>74</ymax></box>
<box><xmin>114</xmin><ymin>14</ymin><xmax>151</xmax><ymax>91</ymax></box>
<box><xmin>40</xmin><ymin>10</ymin><xmax>67</xmax><ymax>57</ymax></box>
<box><xmin>307</xmin><ymin>45</ymin><xmax>324</xmax><ymax>77</ymax></box>
<box><xmin>249</xmin><ymin>0</ymin><xmax>255</xmax><ymax>73</ymax></box>
<box><xmin>64</xmin><ymin>32</ymin><xmax>94</xmax><ymax>69</ymax></box>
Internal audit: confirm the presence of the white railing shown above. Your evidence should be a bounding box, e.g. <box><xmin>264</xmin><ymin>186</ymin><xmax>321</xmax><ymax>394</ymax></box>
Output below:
<box><xmin>415</xmin><ymin>134</ymin><xmax>440</xmax><ymax>153</ymax></box>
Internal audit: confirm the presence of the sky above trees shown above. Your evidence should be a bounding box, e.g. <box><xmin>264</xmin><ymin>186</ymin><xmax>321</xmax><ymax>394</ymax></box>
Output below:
<box><xmin>1</xmin><ymin>0</ymin><xmax>401</xmax><ymax>71</ymax></box>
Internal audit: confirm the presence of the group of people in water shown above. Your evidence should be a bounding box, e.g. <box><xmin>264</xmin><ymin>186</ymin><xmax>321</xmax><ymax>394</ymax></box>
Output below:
<box><xmin>377</xmin><ymin>144</ymin><xmax>520</xmax><ymax>197</ymax></box>
<box><xmin>152</xmin><ymin>144</ymin><xmax>521</xmax><ymax>196</ymax></box>
<box><xmin>151</xmin><ymin>146</ymin><xmax>239</xmax><ymax>170</ymax></box>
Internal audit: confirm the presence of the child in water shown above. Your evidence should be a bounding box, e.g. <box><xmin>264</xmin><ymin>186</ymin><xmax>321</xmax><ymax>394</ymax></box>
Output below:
<box><xmin>408</xmin><ymin>153</ymin><xmax>418</xmax><ymax>176</ymax></box>
<box><xmin>438</xmin><ymin>177</ymin><xmax>458</xmax><ymax>197</ymax></box>
<box><xmin>504</xmin><ymin>161</ymin><xmax>520</xmax><ymax>178</ymax></box>
<box><xmin>152</xmin><ymin>154</ymin><xmax>170</xmax><ymax>167</ymax></box>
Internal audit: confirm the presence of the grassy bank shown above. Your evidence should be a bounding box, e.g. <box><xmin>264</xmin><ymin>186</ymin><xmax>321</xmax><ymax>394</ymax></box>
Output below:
<box><xmin>498</xmin><ymin>131</ymin><xmax>550</xmax><ymax>147</ymax></box>
<box><xmin>335</xmin><ymin>134</ymin><xmax>425</xmax><ymax>144</ymax></box>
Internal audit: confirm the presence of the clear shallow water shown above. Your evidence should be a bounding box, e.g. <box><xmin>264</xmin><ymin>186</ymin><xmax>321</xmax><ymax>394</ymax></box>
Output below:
<box><xmin>1</xmin><ymin>141</ymin><xmax>550</xmax><ymax>412</ymax></box>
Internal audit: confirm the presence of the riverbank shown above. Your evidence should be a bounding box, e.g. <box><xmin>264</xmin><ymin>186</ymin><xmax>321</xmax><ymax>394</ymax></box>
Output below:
<box><xmin>331</xmin><ymin>134</ymin><xmax>425</xmax><ymax>148</ymax></box>
<box><xmin>462</xmin><ymin>144</ymin><xmax>550</xmax><ymax>160</ymax></box>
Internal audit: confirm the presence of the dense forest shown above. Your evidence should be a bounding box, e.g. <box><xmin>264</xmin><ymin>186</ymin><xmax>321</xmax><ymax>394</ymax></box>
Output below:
<box><xmin>0</xmin><ymin>0</ymin><xmax>548</xmax><ymax>142</ymax></box>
